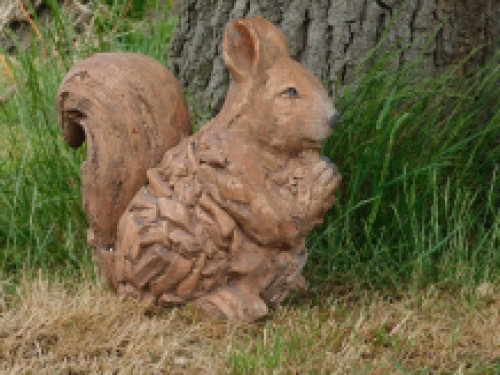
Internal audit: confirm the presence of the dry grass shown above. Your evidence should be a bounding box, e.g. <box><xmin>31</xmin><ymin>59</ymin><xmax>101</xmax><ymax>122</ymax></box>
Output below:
<box><xmin>1</xmin><ymin>271</ymin><xmax>500</xmax><ymax>374</ymax></box>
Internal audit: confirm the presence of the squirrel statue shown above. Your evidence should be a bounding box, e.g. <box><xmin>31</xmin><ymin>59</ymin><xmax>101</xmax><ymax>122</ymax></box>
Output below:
<box><xmin>57</xmin><ymin>17</ymin><xmax>341</xmax><ymax>321</ymax></box>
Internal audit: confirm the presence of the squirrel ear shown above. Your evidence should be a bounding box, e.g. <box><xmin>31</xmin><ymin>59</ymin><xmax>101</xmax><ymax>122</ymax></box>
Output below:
<box><xmin>223</xmin><ymin>18</ymin><xmax>260</xmax><ymax>82</ymax></box>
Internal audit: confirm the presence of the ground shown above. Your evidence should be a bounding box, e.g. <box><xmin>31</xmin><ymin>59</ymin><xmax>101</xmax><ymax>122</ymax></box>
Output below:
<box><xmin>1</xmin><ymin>271</ymin><xmax>499</xmax><ymax>374</ymax></box>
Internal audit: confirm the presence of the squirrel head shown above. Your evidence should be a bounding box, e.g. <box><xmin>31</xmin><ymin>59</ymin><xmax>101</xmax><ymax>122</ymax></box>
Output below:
<box><xmin>218</xmin><ymin>17</ymin><xmax>338</xmax><ymax>155</ymax></box>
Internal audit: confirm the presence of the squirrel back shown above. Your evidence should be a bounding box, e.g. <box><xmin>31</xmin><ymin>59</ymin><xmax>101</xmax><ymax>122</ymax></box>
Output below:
<box><xmin>57</xmin><ymin>53</ymin><xmax>191</xmax><ymax>254</ymax></box>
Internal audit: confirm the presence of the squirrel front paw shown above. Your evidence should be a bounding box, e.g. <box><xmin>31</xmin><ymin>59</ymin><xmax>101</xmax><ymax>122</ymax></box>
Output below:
<box><xmin>298</xmin><ymin>155</ymin><xmax>341</xmax><ymax>222</ymax></box>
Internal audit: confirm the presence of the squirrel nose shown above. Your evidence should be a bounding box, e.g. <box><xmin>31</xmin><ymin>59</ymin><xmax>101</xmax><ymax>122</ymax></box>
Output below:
<box><xmin>329</xmin><ymin>112</ymin><xmax>339</xmax><ymax>129</ymax></box>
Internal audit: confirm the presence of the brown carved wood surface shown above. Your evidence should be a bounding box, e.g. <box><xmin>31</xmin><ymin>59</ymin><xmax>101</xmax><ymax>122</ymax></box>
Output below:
<box><xmin>57</xmin><ymin>53</ymin><xmax>192</xmax><ymax>253</ymax></box>
<box><xmin>58</xmin><ymin>17</ymin><xmax>341</xmax><ymax>321</ymax></box>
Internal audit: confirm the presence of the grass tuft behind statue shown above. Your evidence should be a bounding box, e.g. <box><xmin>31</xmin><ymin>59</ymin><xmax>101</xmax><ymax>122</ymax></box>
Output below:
<box><xmin>0</xmin><ymin>0</ymin><xmax>499</xmax><ymax>296</ymax></box>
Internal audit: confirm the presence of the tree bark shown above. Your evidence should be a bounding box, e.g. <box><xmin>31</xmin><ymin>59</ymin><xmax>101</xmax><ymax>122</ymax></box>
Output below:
<box><xmin>168</xmin><ymin>0</ymin><xmax>500</xmax><ymax>115</ymax></box>
<box><xmin>0</xmin><ymin>0</ymin><xmax>92</xmax><ymax>54</ymax></box>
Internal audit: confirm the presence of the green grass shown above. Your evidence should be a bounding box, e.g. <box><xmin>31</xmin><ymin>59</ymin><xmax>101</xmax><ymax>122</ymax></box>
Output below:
<box><xmin>102</xmin><ymin>0</ymin><xmax>156</xmax><ymax>20</ymax></box>
<box><xmin>309</xmin><ymin>36</ymin><xmax>500</xmax><ymax>292</ymax></box>
<box><xmin>0</xmin><ymin>0</ymin><xmax>499</xmax><ymax>298</ymax></box>
<box><xmin>3</xmin><ymin>274</ymin><xmax>500</xmax><ymax>374</ymax></box>
<box><xmin>0</xmin><ymin>0</ymin><xmax>177</xmax><ymax>281</ymax></box>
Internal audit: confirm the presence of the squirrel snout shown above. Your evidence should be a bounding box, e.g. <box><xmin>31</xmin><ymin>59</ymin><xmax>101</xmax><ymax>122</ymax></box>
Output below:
<box><xmin>329</xmin><ymin>112</ymin><xmax>339</xmax><ymax>129</ymax></box>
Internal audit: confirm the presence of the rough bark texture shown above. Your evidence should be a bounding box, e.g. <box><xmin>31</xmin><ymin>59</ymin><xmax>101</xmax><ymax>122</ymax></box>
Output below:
<box><xmin>0</xmin><ymin>0</ymin><xmax>44</xmax><ymax>53</ymax></box>
<box><xmin>168</xmin><ymin>0</ymin><xmax>500</xmax><ymax>115</ymax></box>
<box><xmin>0</xmin><ymin>0</ymin><xmax>92</xmax><ymax>54</ymax></box>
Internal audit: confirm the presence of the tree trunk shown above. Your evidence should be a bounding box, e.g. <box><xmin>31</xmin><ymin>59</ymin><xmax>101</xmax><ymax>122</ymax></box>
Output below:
<box><xmin>168</xmin><ymin>0</ymin><xmax>500</xmax><ymax>115</ymax></box>
<box><xmin>0</xmin><ymin>0</ymin><xmax>92</xmax><ymax>54</ymax></box>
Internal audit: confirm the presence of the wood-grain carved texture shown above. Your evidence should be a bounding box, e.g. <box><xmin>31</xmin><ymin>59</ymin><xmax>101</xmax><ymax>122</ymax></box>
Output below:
<box><xmin>57</xmin><ymin>53</ymin><xmax>192</xmax><ymax>255</ymax></box>
<box><xmin>113</xmin><ymin>17</ymin><xmax>341</xmax><ymax>321</ymax></box>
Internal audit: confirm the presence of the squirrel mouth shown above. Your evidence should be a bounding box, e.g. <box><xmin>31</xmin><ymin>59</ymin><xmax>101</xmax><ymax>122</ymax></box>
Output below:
<box><xmin>302</xmin><ymin>139</ymin><xmax>324</xmax><ymax>151</ymax></box>
<box><xmin>304</xmin><ymin>123</ymin><xmax>333</xmax><ymax>150</ymax></box>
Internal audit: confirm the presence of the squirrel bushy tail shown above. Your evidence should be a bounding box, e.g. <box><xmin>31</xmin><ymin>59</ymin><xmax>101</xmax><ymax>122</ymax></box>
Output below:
<box><xmin>57</xmin><ymin>53</ymin><xmax>191</xmax><ymax>276</ymax></box>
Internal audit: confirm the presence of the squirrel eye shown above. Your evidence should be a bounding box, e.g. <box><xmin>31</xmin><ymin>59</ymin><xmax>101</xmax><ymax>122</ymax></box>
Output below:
<box><xmin>283</xmin><ymin>87</ymin><xmax>298</xmax><ymax>97</ymax></box>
